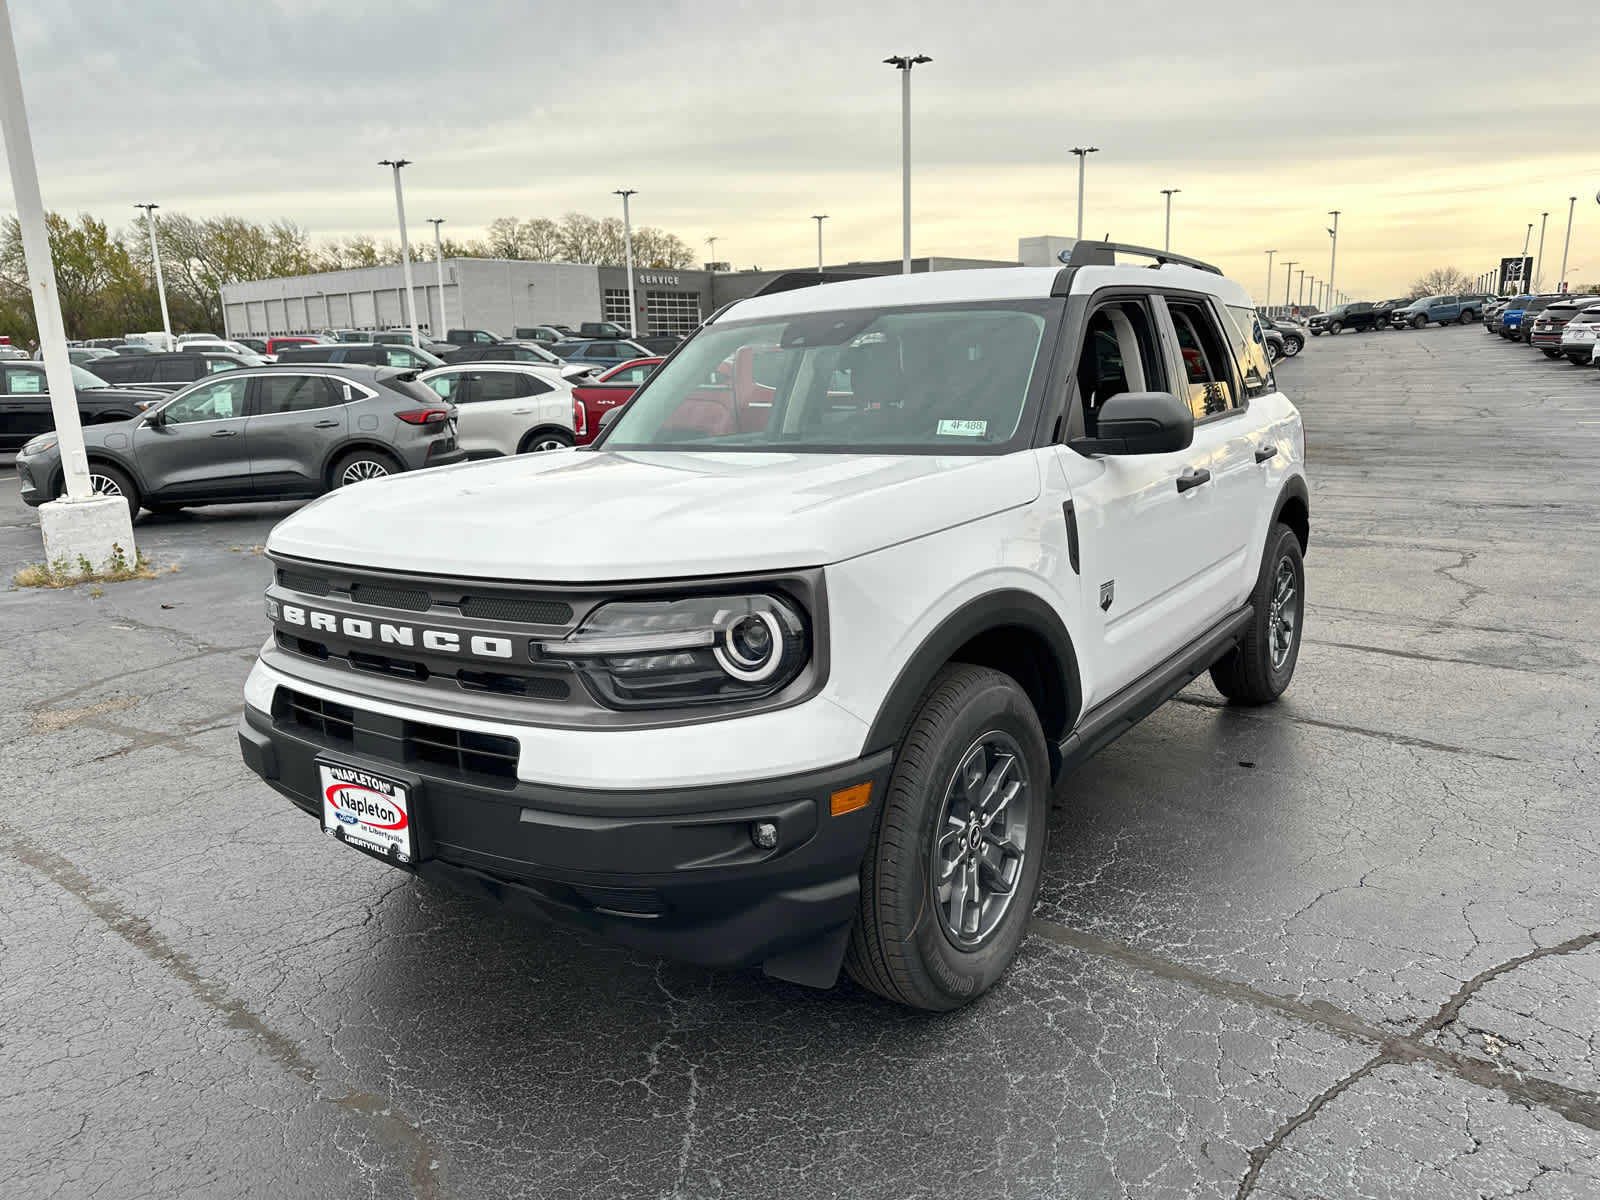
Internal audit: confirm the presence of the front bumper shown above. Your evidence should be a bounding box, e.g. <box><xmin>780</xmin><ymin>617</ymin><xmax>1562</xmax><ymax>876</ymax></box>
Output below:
<box><xmin>239</xmin><ymin>701</ymin><xmax>892</xmax><ymax>984</ymax></box>
<box><xmin>14</xmin><ymin>454</ymin><xmax>53</xmax><ymax>508</ymax></box>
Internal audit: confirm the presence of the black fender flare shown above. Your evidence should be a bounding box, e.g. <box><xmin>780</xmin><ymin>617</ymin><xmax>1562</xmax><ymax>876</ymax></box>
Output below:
<box><xmin>861</xmin><ymin>589</ymin><xmax>1083</xmax><ymax>756</ymax></box>
<box><xmin>1271</xmin><ymin>475</ymin><xmax>1310</xmax><ymax>555</ymax></box>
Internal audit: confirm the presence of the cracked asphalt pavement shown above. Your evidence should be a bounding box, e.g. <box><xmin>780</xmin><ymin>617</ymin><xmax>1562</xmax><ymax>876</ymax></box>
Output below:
<box><xmin>3</xmin><ymin>326</ymin><xmax>1598</xmax><ymax>1199</ymax></box>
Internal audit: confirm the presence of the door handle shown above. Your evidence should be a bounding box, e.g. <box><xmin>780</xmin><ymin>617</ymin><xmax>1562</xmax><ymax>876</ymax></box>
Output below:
<box><xmin>1176</xmin><ymin>468</ymin><xmax>1211</xmax><ymax>493</ymax></box>
<box><xmin>313</xmin><ymin>420</ymin><xmax>340</xmax><ymax>428</ymax></box>
<box><xmin>1254</xmin><ymin>445</ymin><xmax>1278</xmax><ymax>464</ymax></box>
<box><xmin>210</xmin><ymin>428</ymin><xmax>238</xmax><ymax>438</ymax></box>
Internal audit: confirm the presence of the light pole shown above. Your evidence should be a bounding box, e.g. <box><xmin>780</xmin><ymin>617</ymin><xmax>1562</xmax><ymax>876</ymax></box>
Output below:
<box><xmin>1283</xmin><ymin>261</ymin><xmax>1297</xmax><ymax>308</ymax></box>
<box><xmin>1559</xmin><ymin>197</ymin><xmax>1577</xmax><ymax>290</ymax></box>
<box><xmin>1326</xmin><ymin>211</ymin><xmax>1340</xmax><ymax>307</ymax></box>
<box><xmin>0</xmin><ymin>0</ymin><xmax>132</xmax><ymax>558</ymax></box>
<box><xmin>706</xmin><ymin>235</ymin><xmax>718</xmax><ymax>271</ymax></box>
<box><xmin>1307</xmin><ymin>276</ymin><xmax>1316</xmax><ymax>308</ymax></box>
<box><xmin>378</xmin><ymin>159</ymin><xmax>421</xmax><ymax>348</ymax></box>
<box><xmin>1296</xmin><ymin>268</ymin><xmax>1306</xmax><ymax>306</ymax></box>
<box><xmin>1534</xmin><ymin>211</ymin><xmax>1549</xmax><ymax>291</ymax></box>
<box><xmin>812</xmin><ymin>215</ymin><xmax>828</xmax><ymax>272</ymax></box>
<box><xmin>1160</xmin><ymin>188</ymin><xmax>1180</xmax><ymax>251</ymax></box>
<box><xmin>614</xmin><ymin>189</ymin><xmax>638</xmax><ymax>336</ymax></box>
<box><xmin>1070</xmin><ymin>146</ymin><xmax>1100</xmax><ymax>242</ymax></box>
<box><xmin>1264</xmin><ymin>250</ymin><xmax>1276</xmax><ymax>307</ymax></box>
<box><xmin>134</xmin><ymin>203</ymin><xmax>172</xmax><ymax>349</ymax></box>
<box><xmin>1522</xmin><ymin>223</ymin><xmax>1533</xmax><ymax>257</ymax></box>
<box><xmin>884</xmin><ymin>54</ymin><xmax>930</xmax><ymax>275</ymax></box>
<box><xmin>426</xmin><ymin>218</ymin><xmax>446</xmax><ymax>340</ymax></box>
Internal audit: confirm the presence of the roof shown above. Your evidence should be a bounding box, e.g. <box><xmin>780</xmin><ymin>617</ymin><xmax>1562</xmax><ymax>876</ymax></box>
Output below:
<box><xmin>719</xmin><ymin>262</ymin><xmax>1253</xmax><ymax>323</ymax></box>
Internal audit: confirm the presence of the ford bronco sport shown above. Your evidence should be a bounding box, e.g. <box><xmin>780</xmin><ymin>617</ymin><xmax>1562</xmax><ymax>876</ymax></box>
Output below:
<box><xmin>239</xmin><ymin>242</ymin><xmax>1310</xmax><ymax>1010</ymax></box>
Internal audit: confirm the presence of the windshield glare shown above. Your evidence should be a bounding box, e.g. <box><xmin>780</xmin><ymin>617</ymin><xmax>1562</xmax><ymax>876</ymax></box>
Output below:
<box><xmin>602</xmin><ymin>302</ymin><xmax>1053</xmax><ymax>453</ymax></box>
<box><xmin>72</xmin><ymin>365</ymin><xmax>110</xmax><ymax>389</ymax></box>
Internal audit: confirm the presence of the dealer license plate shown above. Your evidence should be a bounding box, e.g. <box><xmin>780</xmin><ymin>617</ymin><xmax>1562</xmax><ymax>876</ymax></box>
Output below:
<box><xmin>318</xmin><ymin>761</ymin><xmax>416</xmax><ymax>864</ymax></box>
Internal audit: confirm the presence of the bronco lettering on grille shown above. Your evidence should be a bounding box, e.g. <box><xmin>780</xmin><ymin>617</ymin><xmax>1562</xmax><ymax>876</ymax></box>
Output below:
<box><xmin>279</xmin><ymin>603</ymin><xmax>515</xmax><ymax>660</ymax></box>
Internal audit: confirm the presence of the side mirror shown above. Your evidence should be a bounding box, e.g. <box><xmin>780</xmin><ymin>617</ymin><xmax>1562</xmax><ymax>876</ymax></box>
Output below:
<box><xmin>1069</xmin><ymin>390</ymin><xmax>1194</xmax><ymax>456</ymax></box>
<box><xmin>144</xmin><ymin>406</ymin><xmax>166</xmax><ymax>426</ymax></box>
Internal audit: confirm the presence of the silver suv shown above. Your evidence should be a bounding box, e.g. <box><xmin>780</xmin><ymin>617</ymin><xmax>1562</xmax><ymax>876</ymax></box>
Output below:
<box><xmin>14</xmin><ymin>364</ymin><xmax>462</xmax><ymax>517</ymax></box>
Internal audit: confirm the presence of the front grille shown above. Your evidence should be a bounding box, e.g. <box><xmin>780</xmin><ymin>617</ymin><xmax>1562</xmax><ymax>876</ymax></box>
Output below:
<box><xmin>274</xmin><ymin>687</ymin><xmax>520</xmax><ymax>785</ymax></box>
<box><xmin>278</xmin><ymin>689</ymin><xmax>354</xmax><ymax>743</ymax></box>
<box><xmin>459</xmin><ymin>595</ymin><xmax>573</xmax><ymax>625</ymax></box>
<box><xmin>350</xmin><ymin>582</ymin><xmax>431</xmax><ymax>611</ymax></box>
<box><xmin>279</xmin><ymin>569</ymin><xmax>330</xmax><ymax>596</ymax></box>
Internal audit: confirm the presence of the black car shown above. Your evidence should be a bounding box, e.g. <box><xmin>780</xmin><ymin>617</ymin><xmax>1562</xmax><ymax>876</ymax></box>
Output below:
<box><xmin>631</xmin><ymin>334</ymin><xmax>687</xmax><ymax>356</ymax></box>
<box><xmin>0</xmin><ymin>362</ymin><xmax>166</xmax><ymax>450</ymax></box>
<box><xmin>1254</xmin><ymin>313</ymin><xmax>1305</xmax><ymax>358</ymax></box>
<box><xmin>87</xmin><ymin>351</ymin><xmax>266</xmax><ymax>393</ymax></box>
<box><xmin>1308</xmin><ymin>302</ymin><xmax>1382</xmax><ymax>335</ymax></box>
<box><xmin>236</xmin><ymin>337</ymin><xmax>270</xmax><ymax>355</ymax></box>
<box><xmin>1370</xmin><ymin>298</ymin><xmax>1410</xmax><ymax>329</ymax></box>
<box><xmin>437</xmin><ymin>340</ymin><xmax>565</xmax><ymax>367</ymax></box>
<box><xmin>274</xmin><ymin>343</ymin><xmax>444</xmax><ymax>369</ymax></box>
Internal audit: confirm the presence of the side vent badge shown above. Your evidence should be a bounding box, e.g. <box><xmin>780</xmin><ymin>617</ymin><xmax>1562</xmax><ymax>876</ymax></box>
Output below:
<box><xmin>1099</xmin><ymin>581</ymin><xmax>1115</xmax><ymax>612</ymax></box>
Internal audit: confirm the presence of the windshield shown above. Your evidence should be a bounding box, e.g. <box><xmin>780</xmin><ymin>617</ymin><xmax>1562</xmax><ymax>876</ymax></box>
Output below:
<box><xmin>601</xmin><ymin>301</ymin><xmax>1056</xmax><ymax>454</ymax></box>
<box><xmin>72</xmin><ymin>365</ymin><xmax>112</xmax><ymax>389</ymax></box>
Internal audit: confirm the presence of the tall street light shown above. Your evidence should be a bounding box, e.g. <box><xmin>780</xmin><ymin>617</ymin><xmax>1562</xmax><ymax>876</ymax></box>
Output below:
<box><xmin>1326</xmin><ymin>211</ymin><xmax>1340</xmax><ymax>307</ymax></box>
<box><xmin>426</xmin><ymin>218</ymin><xmax>446</xmax><ymax>340</ymax></box>
<box><xmin>884</xmin><ymin>54</ymin><xmax>931</xmax><ymax>275</ymax></box>
<box><xmin>1160</xmin><ymin>188</ymin><xmax>1180</xmax><ymax>251</ymax></box>
<box><xmin>812</xmin><ymin>215</ymin><xmax>828</xmax><ymax>272</ymax></box>
<box><xmin>1295</xmin><ymin>268</ymin><xmax>1306</xmax><ymax>306</ymax></box>
<box><xmin>135</xmin><ymin>203</ymin><xmax>172</xmax><ymax>349</ymax></box>
<box><xmin>706</xmin><ymin>235</ymin><xmax>719</xmax><ymax>271</ymax></box>
<box><xmin>1070</xmin><ymin>146</ymin><xmax>1099</xmax><ymax>242</ymax></box>
<box><xmin>1534</xmin><ymin>211</ymin><xmax>1549</xmax><ymax>291</ymax></box>
<box><xmin>378</xmin><ymin>159</ymin><xmax>421</xmax><ymax>349</ymax></box>
<box><xmin>1264</xmin><ymin>250</ymin><xmax>1276</xmax><ymax>307</ymax></box>
<box><xmin>614</xmin><ymin>189</ymin><xmax>638</xmax><ymax>337</ymax></box>
<box><xmin>1522</xmin><ymin>223</ymin><xmax>1533</xmax><ymax>257</ymax></box>
<box><xmin>1559</xmin><ymin>196</ymin><xmax>1577</xmax><ymax>290</ymax></box>
<box><xmin>1282</xmin><ymin>261</ymin><xmax>1297</xmax><ymax>308</ymax></box>
<box><xmin>0</xmin><ymin>0</ymin><xmax>132</xmax><ymax>560</ymax></box>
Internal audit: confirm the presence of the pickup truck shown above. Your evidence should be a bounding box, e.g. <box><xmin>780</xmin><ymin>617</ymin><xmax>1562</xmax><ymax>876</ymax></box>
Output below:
<box><xmin>0</xmin><ymin>362</ymin><xmax>165</xmax><ymax>450</ymax></box>
<box><xmin>569</xmin><ymin>357</ymin><xmax>663</xmax><ymax>445</ymax></box>
<box><xmin>1308</xmin><ymin>302</ymin><xmax>1382</xmax><ymax>335</ymax></box>
<box><xmin>1388</xmin><ymin>294</ymin><xmax>1489</xmax><ymax>328</ymax></box>
<box><xmin>444</xmin><ymin>328</ymin><xmax>504</xmax><ymax>346</ymax></box>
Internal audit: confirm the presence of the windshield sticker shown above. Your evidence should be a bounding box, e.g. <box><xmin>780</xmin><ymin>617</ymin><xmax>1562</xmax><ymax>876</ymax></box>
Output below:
<box><xmin>937</xmin><ymin>419</ymin><xmax>987</xmax><ymax>437</ymax></box>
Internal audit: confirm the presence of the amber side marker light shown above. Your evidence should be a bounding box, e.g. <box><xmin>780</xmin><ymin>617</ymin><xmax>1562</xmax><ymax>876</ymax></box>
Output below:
<box><xmin>830</xmin><ymin>782</ymin><xmax>872</xmax><ymax>817</ymax></box>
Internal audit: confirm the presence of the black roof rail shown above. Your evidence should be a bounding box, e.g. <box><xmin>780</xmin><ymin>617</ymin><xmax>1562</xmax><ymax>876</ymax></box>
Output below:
<box><xmin>750</xmin><ymin>270</ymin><xmax>875</xmax><ymax>297</ymax></box>
<box><xmin>1049</xmin><ymin>241</ymin><xmax>1222</xmax><ymax>298</ymax></box>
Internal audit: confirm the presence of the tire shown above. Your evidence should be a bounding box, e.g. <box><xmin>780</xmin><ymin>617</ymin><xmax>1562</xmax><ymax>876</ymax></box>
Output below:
<box><xmin>1267</xmin><ymin>341</ymin><xmax>1283</xmax><ymax>364</ymax></box>
<box><xmin>57</xmin><ymin>461</ymin><xmax>138</xmax><ymax>519</ymax></box>
<box><xmin>844</xmin><ymin>664</ymin><xmax>1051</xmax><ymax>1011</ymax></box>
<box><xmin>1328</xmin><ymin>321</ymin><xmax>1343</xmax><ymax>335</ymax></box>
<box><xmin>331</xmin><ymin>448</ymin><xmax>401</xmax><ymax>489</ymax></box>
<box><xmin>1412</xmin><ymin>315</ymin><xmax>1426</xmax><ymax>329</ymax></box>
<box><xmin>517</xmin><ymin>429</ymin><xmax>575</xmax><ymax>454</ymax></box>
<box><xmin>1283</xmin><ymin>335</ymin><xmax>1303</xmax><ymax>357</ymax></box>
<box><xmin>1459</xmin><ymin>310</ymin><xmax>1475</xmax><ymax>324</ymax></box>
<box><xmin>145</xmin><ymin>503</ymin><xmax>188</xmax><ymax>516</ymax></box>
<box><xmin>1542</xmin><ymin>348</ymin><xmax>1561</xmax><ymax>359</ymax></box>
<box><xmin>1310</xmin><ymin>329</ymin><xmax>1322</xmax><ymax>337</ymax></box>
<box><xmin>1209</xmin><ymin>523</ymin><xmax>1304</xmax><ymax>706</ymax></box>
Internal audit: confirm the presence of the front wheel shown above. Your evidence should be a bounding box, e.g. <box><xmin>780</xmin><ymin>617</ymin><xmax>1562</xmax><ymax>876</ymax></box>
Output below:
<box><xmin>845</xmin><ymin>664</ymin><xmax>1050</xmax><ymax>1011</ymax></box>
<box><xmin>1283</xmin><ymin>335</ymin><xmax>1303</xmax><ymax>357</ymax></box>
<box><xmin>1328</xmin><ymin>321</ymin><xmax>1343</xmax><ymax>335</ymax></box>
<box><xmin>1412</xmin><ymin>316</ymin><xmax>1426</xmax><ymax>329</ymax></box>
<box><xmin>1210</xmin><ymin>523</ymin><xmax>1304</xmax><ymax>705</ymax></box>
<box><xmin>57</xmin><ymin>462</ymin><xmax>139</xmax><ymax>520</ymax></box>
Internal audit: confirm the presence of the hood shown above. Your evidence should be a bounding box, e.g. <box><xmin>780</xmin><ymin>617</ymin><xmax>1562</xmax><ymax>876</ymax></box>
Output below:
<box><xmin>268</xmin><ymin>449</ymin><xmax>1042</xmax><ymax>582</ymax></box>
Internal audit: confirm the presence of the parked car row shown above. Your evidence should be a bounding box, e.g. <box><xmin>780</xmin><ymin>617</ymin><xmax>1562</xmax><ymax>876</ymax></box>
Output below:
<box><xmin>1483</xmin><ymin>293</ymin><xmax>1600</xmax><ymax>365</ymax></box>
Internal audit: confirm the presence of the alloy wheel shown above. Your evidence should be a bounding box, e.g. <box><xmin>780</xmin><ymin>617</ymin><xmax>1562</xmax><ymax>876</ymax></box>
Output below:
<box><xmin>530</xmin><ymin>437</ymin><xmax>569</xmax><ymax>452</ymax></box>
<box><xmin>932</xmin><ymin>732</ymin><xmax>1030</xmax><ymax>949</ymax></box>
<box><xmin>1269</xmin><ymin>555</ymin><xmax>1300</xmax><ymax>671</ymax></box>
<box><xmin>88</xmin><ymin>472</ymin><xmax>124</xmax><ymax>497</ymax></box>
<box><xmin>341</xmin><ymin>459</ymin><xmax>390</xmax><ymax>485</ymax></box>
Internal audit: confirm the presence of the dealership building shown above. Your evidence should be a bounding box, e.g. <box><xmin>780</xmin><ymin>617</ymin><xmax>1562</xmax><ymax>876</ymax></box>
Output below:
<box><xmin>219</xmin><ymin>250</ymin><xmax>1037</xmax><ymax>341</ymax></box>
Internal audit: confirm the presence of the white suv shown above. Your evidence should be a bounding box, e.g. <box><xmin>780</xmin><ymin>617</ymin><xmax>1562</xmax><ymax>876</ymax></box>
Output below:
<box><xmin>239</xmin><ymin>243</ymin><xmax>1309</xmax><ymax>1010</ymax></box>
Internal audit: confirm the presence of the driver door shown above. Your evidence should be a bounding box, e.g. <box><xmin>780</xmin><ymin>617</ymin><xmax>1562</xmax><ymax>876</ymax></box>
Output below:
<box><xmin>130</xmin><ymin>376</ymin><xmax>254</xmax><ymax>502</ymax></box>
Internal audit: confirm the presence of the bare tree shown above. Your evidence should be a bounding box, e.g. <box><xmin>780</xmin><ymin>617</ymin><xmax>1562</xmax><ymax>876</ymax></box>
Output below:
<box><xmin>1408</xmin><ymin>267</ymin><xmax>1475</xmax><ymax>299</ymax></box>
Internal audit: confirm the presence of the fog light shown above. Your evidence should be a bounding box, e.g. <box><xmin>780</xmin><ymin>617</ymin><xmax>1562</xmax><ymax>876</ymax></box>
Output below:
<box><xmin>265</xmin><ymin>596</ymin><xmax>281</xmax><ymax>621</ymax></box>
<box><xmin>750</xmin><ymin>820</ymin><xmax>779</xmax><ymax>849</ymax></box>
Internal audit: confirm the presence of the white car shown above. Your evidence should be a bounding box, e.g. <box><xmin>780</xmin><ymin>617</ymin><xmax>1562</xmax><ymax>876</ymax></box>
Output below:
<box><xmin>1557</xmin><ymin>304</ymin><xmax>1600</xmax><ymax>365</ymax></box>
<box><xmin>417</xmin><ymin>363</ymin><xmax>577</xmax><ymax>455</ymax></box>
<box><xmin>240</xmin><ymin>244</ymin><xmax>1309</xmax><ymax>1011</ymax></box>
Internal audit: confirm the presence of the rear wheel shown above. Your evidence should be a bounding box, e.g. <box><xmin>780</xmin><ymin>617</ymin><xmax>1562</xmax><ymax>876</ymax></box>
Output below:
<box><xmin>331</xmin><ymin>449</ymin><xmax>400</xmax><ymax>488</ymax></box>
<box><xmin>1210</xmin><ymin>523</ymin><xmax>1304</xmax><ymax>706</ymax></box>
<box><xmin>845</xmin><ymin>664</ymin><xmax>1050</xmax><ymax>1011</ymax></box>
<box><xmin>1542</xmin><ymin>348</ymin><xmax>1561</xmax><ymax>359</ymax></box>
<box><xmin>56</xmin><ymin>462</ymin><xmax>138</xmax><ymax>519</ymax></box>
<box><xmin>1459</xmin><ymin>309</ymin><xmax>1475</xmax><ymax>324</ymax></box>
<box><xmin>517</xmin><ymin>429</ymin><xmax>575</xmax><ymax>454</ymax></box>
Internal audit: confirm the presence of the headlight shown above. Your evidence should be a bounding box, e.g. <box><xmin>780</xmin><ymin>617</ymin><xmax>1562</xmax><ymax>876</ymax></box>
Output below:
<box><xmin>540</xmin><ymin>593</ymin><xmax>809</xmax><ymax>709</ymax></box>
<box><xmin>19</xmin><ymin>436</ymin><xmax>56</xmax><ymax>456</ymax></box>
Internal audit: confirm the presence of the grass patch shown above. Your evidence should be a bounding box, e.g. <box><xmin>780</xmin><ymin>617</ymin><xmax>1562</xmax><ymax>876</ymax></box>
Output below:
<box><xmin>13</xmin><ymin>543</ymin><xmax>178</xmax><ymax>589</ymax></box>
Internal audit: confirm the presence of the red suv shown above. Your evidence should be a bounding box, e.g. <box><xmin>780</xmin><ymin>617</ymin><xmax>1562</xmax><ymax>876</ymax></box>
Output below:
<box><xmin>265</xmin><ymin>336</ymin><xmax>326</xmax><ymax>356</ymax></box>
<box><xmin>570</xmin><ymin>357</ymin><xmax>661</xmax><ymax>445</ymax></box>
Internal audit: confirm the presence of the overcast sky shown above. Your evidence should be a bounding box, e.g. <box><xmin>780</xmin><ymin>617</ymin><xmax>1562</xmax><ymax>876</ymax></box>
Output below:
<box><xmin>2</xmin><ymin>0</ymin><xmax>1594</xmax><ymax>299</ymax></box>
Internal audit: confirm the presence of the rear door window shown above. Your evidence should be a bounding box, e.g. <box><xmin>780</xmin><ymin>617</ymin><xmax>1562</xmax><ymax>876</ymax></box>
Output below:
<box><xmin>1166</xmin><ymin>300</ymin><xmax>1240</xmax><ymax>419</ymax></box>
<box><xmin>470</xmin><ymin>371</ymin><xmax>538</xmax><ymax>402</ymax></box>
<box><xmin>256</xmin><ymin>374</ymin><xmax>344</xmax><ymax>414</ymax></box>
<box><xmin>1223</xmin><ymin>305</ymin><xmax>1276</xmax><ymax>400</ymax></box>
